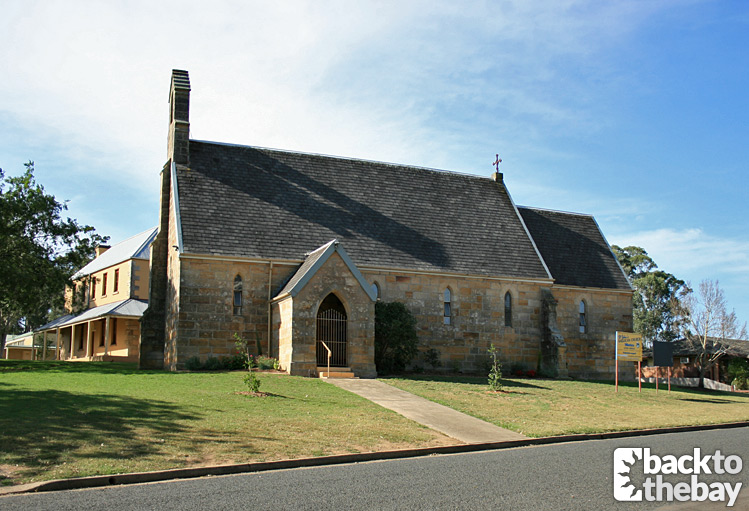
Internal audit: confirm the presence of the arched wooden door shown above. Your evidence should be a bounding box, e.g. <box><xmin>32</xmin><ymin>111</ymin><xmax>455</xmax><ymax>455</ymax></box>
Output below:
<box><xmin>316</xmin><ymin>294</ymin><xmax>347</xmax><ymax>367</ymax></box>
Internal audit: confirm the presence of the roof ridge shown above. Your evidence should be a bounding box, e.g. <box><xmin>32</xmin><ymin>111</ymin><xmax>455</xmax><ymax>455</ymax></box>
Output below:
<box><xmin>111</xmin><ymin>226</ymin><xmax>159</xmax><ymax>245</ymax></box>
<box><xmin>190</xmin><ymin>139</ymin><xmax>493</xmax><ymax>182</ymax></box>
<box><xmin>517</xmin><ymin>205</ymin><xmax>594</xmax><ymax>218</ymax></box>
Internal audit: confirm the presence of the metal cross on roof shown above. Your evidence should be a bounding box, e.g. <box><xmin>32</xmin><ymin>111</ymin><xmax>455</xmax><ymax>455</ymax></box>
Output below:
<box><xmin>493</xmin><ymin>154</ymin><xmax>502</xmax><ymax>171</ymax></box>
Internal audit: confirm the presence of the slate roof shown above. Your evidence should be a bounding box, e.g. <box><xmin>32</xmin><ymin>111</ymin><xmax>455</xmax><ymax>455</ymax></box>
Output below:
<box><xmin>517</xmin><ymin>207</ymin><xmax>631</xmax><ymax>290</ymax></box>
<box><xmin>73</xmin><ymin>227</ymin><xmax>158</xmax><ymax>279</ymax></box>
<box><xmin>176</xmin><ymin>141</ymin><xmax>553</xmax><ymax>280</ymax></box>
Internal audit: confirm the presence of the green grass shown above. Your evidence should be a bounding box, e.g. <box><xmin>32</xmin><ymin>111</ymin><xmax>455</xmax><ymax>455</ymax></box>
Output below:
<box><xmin>382</xmin><ymin>374</ymin><xmax>749</xmax><ymax>437</ymax></box>
<box><xmin>0</xmin><ymin>361</ymin><xmax>451</xmax><ymax>485</ymax></box>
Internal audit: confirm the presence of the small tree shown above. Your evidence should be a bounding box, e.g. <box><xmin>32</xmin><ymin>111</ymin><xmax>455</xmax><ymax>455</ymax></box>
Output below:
<box><xmin>233</xmin><ymin>332</ymin><xmax>254</xmax><ymax>369</ymax></box>
<box><xmin>374</xmin><ymin>301</ymin><xmax>418</xmax><ymax>374</ymax></box>
<box><xmin>681</xmin><ymin>280</ymin><xmax>747</xmax><ymax>386</ymax></box>
<box><xmin>487</xmin><ymin>344</ymin><xmax>503</xmax><ymax>391</ymax></box>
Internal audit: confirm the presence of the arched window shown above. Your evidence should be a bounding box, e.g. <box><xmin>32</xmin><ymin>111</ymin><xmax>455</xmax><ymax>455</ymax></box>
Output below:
<box><xmin>504</xmin><ymin>292</ymin><xmax>512</xmax><ymax>327</ymax></box>
<box><xmin>233</xmin><ymin>275</ymin><xmax>243</xmax><ymax>315</ymax></box>
<box><xmin>579</xmin><ymin>300</ymin><xmax>587</xmax><ymax>333</ymax></box>
<box><xmin>371</xmin><ymin>281</ymin><xmax>381</xmax><ymax>300</ymax></box>
<box><xmin>443</xmin><ymin>288</ymin><xmax>452</xmax><ymax>325</ymax></box>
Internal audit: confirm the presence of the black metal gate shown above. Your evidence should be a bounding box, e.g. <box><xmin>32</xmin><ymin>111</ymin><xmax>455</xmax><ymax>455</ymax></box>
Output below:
<box><xmin>316</xmin><ymin>308</ymin><xmax>347</xmax><ymax>367</ymax></box>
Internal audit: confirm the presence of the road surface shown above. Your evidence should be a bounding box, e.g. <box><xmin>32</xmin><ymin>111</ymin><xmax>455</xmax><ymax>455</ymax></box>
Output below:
<box><xmin>2</xmin><ymin>427</ymin><xmax>747</xmax><ymax>510</ymax></box>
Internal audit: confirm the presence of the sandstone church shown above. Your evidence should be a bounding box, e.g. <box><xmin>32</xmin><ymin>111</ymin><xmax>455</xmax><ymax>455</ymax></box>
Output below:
<box><xmin>139</xmin><ymin>70</ymin><xmax>633</xmax><ymax>379</ymax></box>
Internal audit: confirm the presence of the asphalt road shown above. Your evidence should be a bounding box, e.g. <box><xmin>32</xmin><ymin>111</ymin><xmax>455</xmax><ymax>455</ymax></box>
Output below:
<box><xmin>2</xmin><ymin>427</ymin><xmax>747</xmax><ymax>511</ymax></box>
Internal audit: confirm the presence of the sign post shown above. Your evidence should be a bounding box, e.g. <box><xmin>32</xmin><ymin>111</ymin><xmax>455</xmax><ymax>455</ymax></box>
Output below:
<box><xmin>615</xmin><ymin>332</ymin><xmax>643</xmax><ymax>393</ymax></box>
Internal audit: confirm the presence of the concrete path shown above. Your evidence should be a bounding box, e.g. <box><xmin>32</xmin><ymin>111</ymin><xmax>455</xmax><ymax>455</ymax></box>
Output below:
<box><xmin>328</xmin><ymin>379</ymin><xmax>527</xmax><ymax>444</ymax></box>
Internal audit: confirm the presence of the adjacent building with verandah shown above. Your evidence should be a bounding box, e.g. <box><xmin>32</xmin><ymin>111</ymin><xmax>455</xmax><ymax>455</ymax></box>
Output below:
<box><xmin>37</xmin><ymin>228</ymin><xmax>157</xmax><ymax>362</ymax></box>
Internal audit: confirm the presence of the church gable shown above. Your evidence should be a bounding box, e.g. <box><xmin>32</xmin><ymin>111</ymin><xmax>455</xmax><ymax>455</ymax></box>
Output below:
<box><xmin>275</xmin><ymin>240</ymin><xmax>377</xmax><ymax>302</ymax></box>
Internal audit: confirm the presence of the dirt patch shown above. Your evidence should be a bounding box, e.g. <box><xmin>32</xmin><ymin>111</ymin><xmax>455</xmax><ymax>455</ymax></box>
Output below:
<box><xmin>0</xmin><ymin>464</ymin><xmax>25</xmax><ymax>485</ymax></box>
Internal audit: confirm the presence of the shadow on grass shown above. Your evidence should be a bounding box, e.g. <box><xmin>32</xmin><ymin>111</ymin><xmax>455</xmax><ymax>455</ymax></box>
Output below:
<box><xmin>0</xmin><ymin>386</ymin><xmax>201</xmax><ymax>479</ymax></box>
<box><xmin>0</xmin><ymin>360</ymin><xmax>148</xmax><ymax>375</ymax></box>
<box><xmin>381</xmin><ymin>374</ymin><xmax>550</xmax><ymax>390</ymax></box>
<box><xmin>678</xmin><ymin>397</ymin><xmax>737</xmax><ymax>404</ymax></box>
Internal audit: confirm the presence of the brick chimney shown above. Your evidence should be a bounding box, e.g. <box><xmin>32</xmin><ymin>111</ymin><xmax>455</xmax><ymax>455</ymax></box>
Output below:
<box><xmin>95</xmin><ymin>245</ymin><xmax>111</xmax><ymax>257</ymax></box>
<box><xmin>168</xmin><ymin>69</ymin><xmax>190</xmax><ymax>165</ymax></box>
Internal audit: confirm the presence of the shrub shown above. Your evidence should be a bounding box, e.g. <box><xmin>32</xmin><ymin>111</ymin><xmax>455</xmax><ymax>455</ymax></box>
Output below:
<box><xmin>375</xmin><ymin>301</ymin><xmax>419</xmax><ymax>374</ymax></box>
<box><xmin>185</xmin><ymin>356</ymin><xmax>202</xmax><ymax>371</ymax></box>
<box><xmin>726</xmin><ymin>358</ymin><xmax>749</xmax><ymax>390</ymax></box>
<box><xmin>221</xmin><ymin>354</ymin><xmax>247</xmax><ymax>371</ymax></box>
<box><xmin>203</xmin><ymin>357</ymin><xmax>223</xmax><ymax>371</ymax></box>
<box><xmin>256</xmin><ymin>356</ymin><xmax>279</xmax><ymax>371</ymax></box>
<box><xmin>423</xmin><ymin>348</ymin><xmax>442</xmax><ymax>369</ymax></box>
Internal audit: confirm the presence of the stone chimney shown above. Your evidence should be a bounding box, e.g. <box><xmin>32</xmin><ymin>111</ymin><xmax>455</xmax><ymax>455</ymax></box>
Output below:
<box><xmin>95</xmin><ymin>245</ymin><xmax>110</xmax><ymax>257</ymax></box>
<box><xmin>168</xmin><ymin>69</ymin><xmax>190</xmax><ymax>165</ymax></box>
<box><xmin>141</xmin><ymin>69</ymin><xmax>190</xmax><ymax>370</ymax></box>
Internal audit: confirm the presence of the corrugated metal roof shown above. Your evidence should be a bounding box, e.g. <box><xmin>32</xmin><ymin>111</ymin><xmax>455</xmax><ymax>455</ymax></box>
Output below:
<box><xmin>42</xmin><ymin>299</ymin><xmax>148</xmax><ymax>329</ymax></box>
<box><xmin>5</xmin><ymin>332</ymin><xmax>35</xmax><ymax>347</ymax></box>
<box><xmin>73</xmin><ymin>227</ymin><xmax>157</xmax><ymax>279</ymax></box>
<box><xmin>36</xmin><ymin>314</ymin><xmax>76</xmax><ymax>331</ymax></box>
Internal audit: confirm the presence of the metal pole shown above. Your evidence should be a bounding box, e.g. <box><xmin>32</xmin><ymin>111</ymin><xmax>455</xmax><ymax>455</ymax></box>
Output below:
<box><xmin>615</xmin><ymin>359</ymin><xmax>619</xmax><ymax>393</ymax></box>
<box><xmin>638</xmin><ymin>361</ymin><xmax>642</xmax><ymax>393</ymax></box>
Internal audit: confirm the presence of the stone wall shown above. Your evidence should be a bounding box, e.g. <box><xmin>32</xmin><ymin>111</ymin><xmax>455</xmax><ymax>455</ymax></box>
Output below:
<box><xmin>161</xmin><ymin>253</ymin><xmax>631</xmax><ymax>379</ymax></box>
<box><xmin>362</xmin><ymin>269</ymin><xmax>632</xmax><ymax>379</ymax></box>
<box><xmin>363</xmin><ymin>270</ymin><xmax>544</xmax><ymax>373</ymax></box>
<box><xmin>166</xmin><ymin>257</ymin><xmax>294</xmax><ymax>370</ymax></box>
<box><xmin>551</xmin><ymin>287</ymin><xmax>633</xmax><ymax>380</ymax></box>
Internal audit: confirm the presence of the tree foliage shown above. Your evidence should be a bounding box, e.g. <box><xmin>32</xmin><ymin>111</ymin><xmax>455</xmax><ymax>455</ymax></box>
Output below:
<box><xmin>680</xmin><ymin>279</ymin><xmax>747</xmax><ymax>385</ymax></box>
<box><xmin>374</xmin><ymin>301</ymin><xmax>419</xmax><ymax>374</ymax></box>
<box><xmin>612</xmin><ymin>245</ymin><xmax>689</xmax><ymax>344</ymax></box>
<box><xmin>0</xmin><ymin>162</ymin><xmax>107</xmax><ymax>352</ymax></box>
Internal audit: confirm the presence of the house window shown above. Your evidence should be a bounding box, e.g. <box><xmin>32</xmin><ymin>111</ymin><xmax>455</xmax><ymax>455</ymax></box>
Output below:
<box><xmin>99</xmin><ymin>325</ymin><xmax>105</xmax><ymax>346</ymax></box>
<box><xmin>504</xmin><ymin>292</ymin><xmax>512</xmax><ymax>327</ymax></box>
<box><xmin>102</xmin><ymin>273</ymin><xmax>108</xmax><ymax>296</ymax></box>
<box><xmin>78</xmin><ymin>326</ymin><xmax>84</xmax><ymax>350</ymax></box>
<box><xmin>233</xmin><ymin>275</ymin><xmax>243</xmax><ymax>315</ymax></box>
<box><xmin>113</xmin><ymin>269</ymin><xmax>119</xmax><ymax>293</ymax></box>
<box><xmin>371</xmin><ymin>282</ymin><xmax>381</xmax><ymax>300</ymax></box>
<box><xmin>90</xmin><ymin>278</ymin><xmax>96</xmax><ymax>299</ymax></box>
<box><xmin>443</xmin><ymin>288</ymin><xmax>452</xmax><ymax>325</ymax></box>
<box><xmin>111</xmin><ymin>318</ymin><xmax>117</xmax><ymax>345</ymax></box>
<box><xmin>579</xmin><ymin>300</ymin><xmax>587</xmax><ymax>333</ymax></box>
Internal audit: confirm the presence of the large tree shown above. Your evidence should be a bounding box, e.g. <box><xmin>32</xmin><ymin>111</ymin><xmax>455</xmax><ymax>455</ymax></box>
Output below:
<box><xmin>0</xmin><ymin>162</ymin><xmax>106</xmax><ymax>354</ymax></box>
<box><xmin>681</xmin><ymin>279</ymin><xmax>747</xmax><ymax>385</ymax></box>
<box><xmin>612</xmin><ymin>245</ymin><xmax>689</xmax><ymax>345</ymax></box>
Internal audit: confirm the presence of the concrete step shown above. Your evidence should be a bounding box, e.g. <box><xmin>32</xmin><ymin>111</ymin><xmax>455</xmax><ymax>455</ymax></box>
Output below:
<box><xmin>317</xmin><ymin>366</ymin><xmax>357</xmax><ymax>379</ymax></box>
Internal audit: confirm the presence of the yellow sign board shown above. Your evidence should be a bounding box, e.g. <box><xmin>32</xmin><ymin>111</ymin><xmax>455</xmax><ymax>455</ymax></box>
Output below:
<box><xmin>616</xmin><ymin>332</ymin><xmax>643</xmax><ymax>361</ymax></box>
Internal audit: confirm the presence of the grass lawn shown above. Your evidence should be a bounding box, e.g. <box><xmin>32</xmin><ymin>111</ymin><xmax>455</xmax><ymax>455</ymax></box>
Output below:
<box><xmin>0</xmin><ymin>361</ymin><xmax>451</xmax><ymax>486</ymax></box>
<box><xmin>383</xmin><ymin>375</ymin><xmax>749</xmax><ymax>438</ymax></box>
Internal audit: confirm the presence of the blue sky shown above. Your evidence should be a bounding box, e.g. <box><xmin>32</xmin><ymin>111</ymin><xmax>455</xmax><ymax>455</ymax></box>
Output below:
<box><xmin>1</xmin><ymin>1</ymin><xmax>747</xmax><ymax>327</ymax></box>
